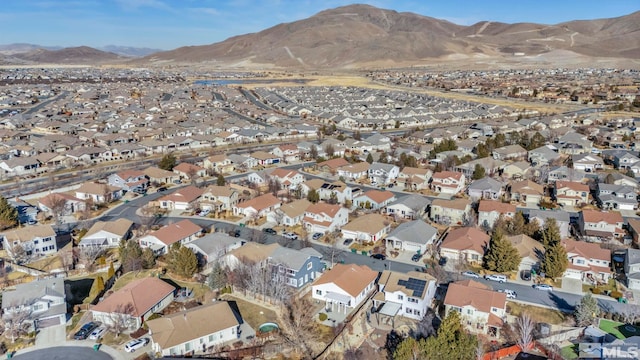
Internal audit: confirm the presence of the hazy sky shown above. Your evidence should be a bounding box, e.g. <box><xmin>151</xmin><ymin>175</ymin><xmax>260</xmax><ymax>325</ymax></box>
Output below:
<box><xmin>1</xmin><ymin>0</ymin><xmax>638</xmax><ymax>50</ymax></box>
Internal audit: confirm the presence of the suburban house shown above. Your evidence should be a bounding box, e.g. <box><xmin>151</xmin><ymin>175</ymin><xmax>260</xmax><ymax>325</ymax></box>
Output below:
<box><xmin>562</xmin><ymin>238</ymin><xmax>612</xmax><ymax>284</ymax></box>
<box><xmin>143</xmin><ymin>166</ymin><xmax>180</xmax><ymax>185</ymax></box>
<box><xmin>271</xmin><ymin>144</ymin><xmax>300</xmax><ymax>162</ymax></box>
<box><xmin>303</xmin><ymin>202</ymin><xmax>349</xmax><ymax>233</ymax></box>
<box><xmin>1</xmin><ymin>224</ymin><xmax>58</xmax><ymax>261</ymax></box>
<box><xmin>274</xmin><ymin>199</ymin><xmax>312</xmax><ymax>227</ymax></box>
<box><xmin>336</xmin><ymin>162</ymin><xmax>370</xmax><ymax>181</ymax></box>
<box><xmin>38</xmin><ymin>192</ymin><xmax>86</xmax><ymax>216</ymax></box>
<box><xmin>341</xmin><ymin>214</ymin><xmax>390</xmax><ymax>243</ymax></box>
<box><xmin>228</xmin><ymin>154</ymin><xmax>258</xmax><ymax>170</ymax></box>
<box><xmin>269</xmin><ymin>168</ymin><xmax>305</xmax><ymax>190</ymax></box>
<box><xmin>200</xmin><ymin>186</ymin><xmax>239</xmax><ymax>213</ymax></box>
<box><xmin>493</xmin><ymin>144</ymin><xmax>527</xmax><ymax>161</ymax></box>
<box><xmin>373</xmin><ymin>270</ymin><xmax>437</xmax><ymax>321</ymax></box>
<box><xmin>430</xmin><ymin>198</ymin><xmax>473</xmax><ymax>225</ymax></box>
<box><xmin>233</xmin><ymin>193</ymin><xmax>281</xmax><ymax>218</ymax></box>
<box><xmin>1</xmin><ymin>278</ymin><xmax>66</xmax><ymax>330</ymax></box>
<box><xmin>203</xmin><ymin>154</ymin><xmax>235</xmax><ymax>174</ymax></box>
<box><xmin>528</xmin><ymin>209</ymin><xmax>571</xmax><ymax>239</ymax></box>
<box><xmin>352</xmin><ymin>189</ymin><xmax>396</xmax><ymax>210</ymax></box>
<box><xmin>553</xmin><ymin>181</ymin><xmax>590</xmax><ymax>207</ymax></box>
<box><xmin>75</xmin><ymin>181</ymin><xmax>122</xmax><ymax>204</ymax></box>
<box><xmin>367</xmin><ymin>162</ymin><xmax>400</xmax><ymax>186</ymax></box>
<box><xmin>0</xmin><ymin>157</ymin><xmax>40</xmax><ymax>177</ymax></box>
<box><xmin>107</xmin><ymin>169</ymin><xmax>149</xmax><ymax>192</ymax></box>
<box><xmin>528</xmin><ymin>144</ymin><xmax>560</xmax><ymax>166</ymax></box>
<box><xmin>91</xmin><ymin>277</ymin><xmax>175</xmax><ymax>330</ymax></box>
<box><xmin>173</xmin><ymin>162</ymin><xmax>207</xmax><ymax>181</ymax></box>
<box><xmin>430</xmin><ymin>171</ymin><xmax>466</xmax><ymax>195</ymax></box>
<box><xmin>439</xmin><ymin>227</ymin><xmax>490</xmax><ymax>265</ymax></box>
<box><xmin>185</xmin><ymin>232</ymin><xmax>245</xmax><ymax>269</ymax></box>
<box><xmin>397</xmin><ymin>167</ymin><xmax>432</xmax><ymax>190</ymax></box>
<box><xmin>548</xmin><ymin>166</ymin><xmax>587</xmax><ymax>183</ymax></box>
<box><xmin>317</xmin><ymin>181</ymin><xmax>354</xmax><ymax>203</ymax></box>
<box><xmin>138</xmin><ymin>219</ymin><xmax>203</xmax><ymax>255</ymax></box>
<box><xmin>79</xmin><ymin>218</ymin><xmax>134</xmax><ymax>248</ymax></box>
<box><xmin>509</xmin><ymin>180</ymin><xmax>544</xmax><ymax>205</ymax></box>
<box><xmin>157</xmin><ymin>185</ymin><xmax>204</xmax><ymax>211</ymax></box>
<box><xmin>312</xmin><ymin>263</ymin><xmax>378</xmax><ymax>314</ymax></box>
<box><xmin>246</xmin><ymin>169</ymin><xmax>272</xmax><ymax>188</ymax></box>
<box><xmin>477</xmin><ymin>200</ymin><xmax>516</xmax><ymax>230</ymax></box>
<box><xmin>624</xmin><ymin>249</ymin><xmax>640</xmax><ymax>291</ymax></box>
<box><xmin>444</xmin><ymin>280</ymin><xmax>507</xmax><ymax>337</ymax></box>
<box><xmin>501</xmin><ymin>161</ymin><xmax>532</xmax><ymax>180</ymax></box>
<box><xmin>597</xmin><ymin>183</ymin><xmax>638</xmax><ymax>211</ymax></box>
<box><xmin>385</xmin><ymin>195</ymin><xmax>431</xmax><ymax>220</ymax></box>
<box><xmin>571</xmin><ymin>153</ymin><xmax>604</xmax><ymax>172</ymax></box>
<box><xmin>385</xmin><ymin>220</ymin><xmax>438</xmax><ymax>256</ymax></box>
<box><xmin>467</xmin><ymin>177</ymin><xmax>504</xmax><ymax>201</ymax></box>
<box><xmin>316</xmin><ymin>158</ymin><xmax>350</xmax><ymax>174</ymax></box>
<box><xmin>505</xmin><ymin>234</ymin><xmax>544</xmax><ymax>273</ymax></box>
<box><xmin>250</xmin><ymin>150</ymin><xmax>281</xmax><ymax>165</ymax></box>
<box><xmin>147</xmin><ymin>301</ymin><xmax>242</xmax><ymax>357</ymax></box>
<box><xmin>8</xmin><ymin>198</ymin><xmax>38</xmax><ymax>224</ymax></box>
<box><xmin>579</xmin><ymin>209</ymin><xmax>625</xmax><ymax>241</ymax></box>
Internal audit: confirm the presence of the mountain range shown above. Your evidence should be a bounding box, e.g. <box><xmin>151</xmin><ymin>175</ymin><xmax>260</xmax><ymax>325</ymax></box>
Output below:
<box><xmin>2</xmin><ymin>4</ymin><xmax>639</xmax><ymax>69</ymax></box>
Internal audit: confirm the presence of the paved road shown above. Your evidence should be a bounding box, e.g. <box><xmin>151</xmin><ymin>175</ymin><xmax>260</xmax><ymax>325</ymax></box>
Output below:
<box><xmin>13</xmin><ymin>346</ymin><xmax>113</xmax><ymax>360</ymax></box>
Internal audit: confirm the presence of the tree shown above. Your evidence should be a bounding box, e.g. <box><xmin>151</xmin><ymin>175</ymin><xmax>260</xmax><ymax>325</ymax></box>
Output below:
<box><xmin>394</xmin><ymin>337</ymin><xmax>426</xmax><ymax>360</ymax></box>
<box><xmin>207</xmin><ymin>261</ymin><xmax>228</xmax><ymax>291</ymax></box>
<box><xmin>48</xmin><ymin>194</ymin><xmax>68</xmax><ymax>226</ymax></box>
<box><xmin>107</xmin><ymin>262</ymin><xmax>115</xmax><ymax>279</ymax></box>
<box><xmin>471</xmin><ymin>164</ymin><xmax>486</xmax><ymax>180</ymax></box>
<box><xmin>1</xmin><ymin>305</ymin><xmax>32</xmax><ymax>343</ymax></box>
<box><xmin>141</xmin><ymin>247</ymin><xmax>156</xmax><ymax>269</ymax></box>
<box><xmin>506</xmin><ymin>212</ymin><xmax>526</xmax><ymax>236</ymax></box>
<box><xmin>78</xmin><ymin>245</ymin><xmax>104</xmax><ymax>271</ymax></box>
<box><xmin>89</xmin><ymin>276</ymin><xmax>105</xmax><ymax>300</ymax></box>
<box><xmin>575</xmin><ymin>293</ymin><xmax>600</xmax><ymax>327</ymax></box>
<box><xmin>541</xmin><ymin>218</ymin><xmax>561</xmax><ymax>247</ymax></box>
<box><xmin>515</xmin><ymin>313</ymin><xmax>536</xmax><ymax>351</ymax></box>
<box><xmin>324</xmin><ymin>144</ymin><xmax>335</xmax><ymax>158</ymax></box>
<box><xmin>309</xmin><ymin>145</ymin><xmax>318</xmax><ymax>160</ymax></box>
<box><xmin>379</xmin><ymin>152</ymin><xmax>388</xmax><ymax>164</ymax></box>
<box><xmin>421</xmin><ymin>310</ymin><xmax>477</xmax><ymax>360</ymax></box>
<box><xmin>167</xmin><ymin>243</ymin><xmax>198</xmax><ymax>278</ymax></box>
<box><xmin>483</xmin><ymin>228</ymin><xmax>520</xmax><ymax>273</ymax></box>
<box><xmin>158</xmin><ymin>152</ymin><xmax>177</xmax><ymax>171</ymax></box>
<box><xmin>366</xmin><ymin>153</ymin><xmax>374</xmax><ymax>164</ymax></box>
<box><xmin>0</xmin><ymin>195</ymin><xmax>18</xmax><ymax>230</ymax></box>
<box><xmin>216</xmin><ymin>174</ymin><xmax>226</xmax><ymax>186</ymax></box>
<box><xmin>306</xmin><ymin>189</ymin><xmax>320</xmax><ymax>203</ymax></box>
<box><xmin>542</xmin><ymin>241</ymin><xmax>568</xmax><ymax>279</ymax></box>
<box><xmin>119</xmin><ymin>239</ymin><xmax>144</xmax><ymax>273</ymax></box>
<box><xmin>107</xmin><ymin>302</ymin><xmax>135</xmax><ymax>337</ymax></box>
<box><xmin>604</xmin><ymin>173</ymin><xmax>616</xmax><ymax>184</ymax></box>
<box><xmin>280</xmin><ymin>294</ymin><xmax>317</xmax><ymax>357</ymax></box>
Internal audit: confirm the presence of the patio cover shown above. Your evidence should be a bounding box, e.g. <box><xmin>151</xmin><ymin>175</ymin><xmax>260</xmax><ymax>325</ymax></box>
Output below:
<box><xmin>325</xmin><ymin>291</ymin><xmax>351</xmax><ymax>304</ymax></box>
<box><xmin>379</xmin><ymin>301</ymin><xmax>401</xmax><ymax>317</ymax></box>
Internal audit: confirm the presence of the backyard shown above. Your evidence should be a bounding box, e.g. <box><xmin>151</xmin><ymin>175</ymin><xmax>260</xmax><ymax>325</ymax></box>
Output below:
<box><xmin>599</xmin><ymin>319</ymin><xmax>640</xmax><ymax>339</ymax></box>
<box><xmin>219</xmin><ymin>294</ymin><xmax>279</xmax><ymax>330</ymax></box>
<box><xmin>506</xmin><ymin>302</ymin><xmax>568</xmax><ymax>325</ymax></box>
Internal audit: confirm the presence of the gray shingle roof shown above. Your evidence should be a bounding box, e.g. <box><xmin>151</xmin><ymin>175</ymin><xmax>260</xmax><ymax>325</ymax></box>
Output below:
<box><xmin>386</xmin><ymin>220</ymin><xmax>438</xmax><ymax>245</ymax></box>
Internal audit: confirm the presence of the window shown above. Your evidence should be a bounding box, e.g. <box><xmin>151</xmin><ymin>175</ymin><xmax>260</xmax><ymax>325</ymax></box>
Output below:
<box><xmin>307</xmin><ymin>262</ymin><xmax>313</xmax><ymax>270</ymax></box>
<box><xmin>316</xmin><ymin>290</ymin><xmax>322</xmax><ymax>296</ymax></box>
<box><xmin>397</xmin><ymin>295</ymin><xmax>404</xmax><ymax>300</ymax></box>
<box><xmin>185</xmin><ymin>343</ymin><xmax>191</xmax><ymax>351</ymax></box>
<box><xmin>34</xmin><ymin>240</ymin><xmax>39</xmax><ymax>245</ymax></box>
<box><xmin>405</xmin><ymin>308</ymin><xmax>413</xmax><ymax>314</ymax></box>
<box><xmin>209</xmin><ymin>335</ymin><xmax>214</xmax><ymax>342</ymax></box>
<box><xmin>408</xmin><ymin>298</ymin><xmax>418</xmax><ymax>303</ymax></box>
<box><xmin>467</xmin><ymin>309</ymin><xmax>473</xmax><ymax>315</ymax></box>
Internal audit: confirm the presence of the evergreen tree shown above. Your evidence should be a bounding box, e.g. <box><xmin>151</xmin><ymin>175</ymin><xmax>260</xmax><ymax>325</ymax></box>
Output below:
<box><xmin>107</xmin><ymin>262</ymin><xmax>115</xmax><ymax>279</ymax></box>
<box><xmin>89</xmin><ymin>276</ymin><xmax>105</xmax><ymax>299</ymax></box>
<box><xmin>379</xmin><ymin>152</ymin><xmax>388</xmax><ymax>164</ymax></box>
<box><xmin>506</xmin><ymin>212</ymin><xmax>526</xmax><ymax>235</ymax></box>
<box><xmin>207</xmin><ymin>261</ymin><xmax>228</xmax><ymax>291</ymax></box>
<box><xmin>167</xmin><ymin>243</ymin><xmax>198</xmax><ymax>278</ymax></box>
<box><xmin>0</xmin><ymin>195</ymin><xmax>18</xmax><ymax>230</ymax></box>
<box><xmin>575</xmin><ymin>293</ymin><xmax>600</xmax><ymax>326</ymax></box>
<box><xmin>542</xmin><ymin>241</ymin><xmax>568</xmax><ymax>279</ymax></box>
<box><xmin>471</xmin><ymin>164</ymin><xmax>486</xmax><ymax>180</ymax></box>
<box><xmin>483</xmin><ymin>228</ymin><xmax>520</xmax><ymax>273</ymax></box>
<box><xmin>306</xmin><ymin>189</ymin><xmax>320</xmax><ymax>203</ymax></box>
<box><xmin>216</xmin><ymin>174</ymin><xmax>226</xmax><ymax>186</ymax></box>
<box><xmin>423</xmin><ymin>310</ymin><xmax>477</xmax><ymax>360</ymax></box>
<box><xmin>394</xmin><ymin>337</ymin><xmax>427</xmax><ymax>360</ymax></box>
<box><xmin>475</xmin><ymin>143</ymin><xmax>490</xmax><ymax>158</ymax></box>
<box><xmin>158</xmin><ymin>152</ymin><xmax>177</xmax><ymax>171</ymax></box>
<box><xmin>119</xmin><ymin>239</ymin><xmax>144</xmax><ymax>273</ymax></box>
<box><xmin>141</xmin><ymin>247</ymin><xmax>156</xmax><ymax>269</ymax></box>
<box><xmin>524</xmin><ymin>218</ymin><xmax>541</xmax><ymax>238</ymax></box>
<box><xmin>366</xmin><ymin>153</ymin><xmax>374</xmax><ymax>164</ymax></box>
<box><xmin>541</xmin><ymin>218</ymin><xmax>561</xmax><ymax>247</ymax></box>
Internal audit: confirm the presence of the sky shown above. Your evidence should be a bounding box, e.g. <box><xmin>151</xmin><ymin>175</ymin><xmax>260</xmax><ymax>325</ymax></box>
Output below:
<box><xmin>1</xmin><ymin>0</ymin><xmax>638</xmax><ymax>50</ymax></box>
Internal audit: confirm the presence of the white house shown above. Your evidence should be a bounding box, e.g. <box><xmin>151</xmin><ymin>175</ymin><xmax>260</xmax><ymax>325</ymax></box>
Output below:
<box><xmin>1</xmin><ymin>224</ymin><xmax>58</xmax><ymax>262</ymax></box>
<box><xmin>1</xmin><ymin>278</ymin><xmax>66</xmax><ymax>330</ymax></box>
<box><xmin>368</xmin><ymin>162</ymin><xmax>400</xmax><ymax>186</ymax></box>
<box><xmin>302</xmin><ymin>202</ymin><xmax>349</xmax><ymax>234</ymax></box>
<box><xmin>233</xmin><ymin>193</ymin><xmax>281</xmax><ymax>218</ymax></box>
<box><xmin>78</xmin><ymin>219</ymin><xmax>133</xmax><ymax>248</ymax></box>
<box><xmin>312</xmin><ymin>263</ymin><xmax>378</xmax><ymax>314</ymax></box>
<box><xmin>385</xmin><ymin>220</ymin><xmax>438</xmax><ymax>256</ymax></box>
<box><xmin>374</xmin><ymin>270</ymin><xmax>437</xmax><ymax>320</ymax></box>
<box><xmin>430</xmin><ymin>171</ymin><xmax>466</xmax><ymax>195</ymax></box>
<box><xmin>341</xmin><ymin>214</ymin><xmax>390</xmax><ymax>243</ymax></box>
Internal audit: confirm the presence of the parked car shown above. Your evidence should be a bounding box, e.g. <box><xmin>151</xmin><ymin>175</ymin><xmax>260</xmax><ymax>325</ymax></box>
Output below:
<box><xmin>411</xmin><ymin>253</ymin><xmax>422</xmax><ymax>262</ymax></box>
<box><xmin>124</xmin><ymin>337</ymin><xmax>150</xmax><ymax>353</ymax></box>
<box><xmin>262</xmin><ymin>228</ymin><xmax>277</xmax><ymax>235</ymax></box>
<box><xmin>438</xmin><ymin>257</ymin><xmax>448</xmax><ymax>266</ymax></box>
<box><xmin>283</xmin><ymin>232</ymin><xmax>298</xmax><ymax>240</ymax></box>
<box><xmin>533</xmin><ymin>284</ymin><xmax>553</xmax><ymax>291</ymax></box>
<box><xmin>89</xmin><ymin>326</ymin><xmax>107</xmax><ymax>340</ymax></box>
<box><xmin>74</xmin><ymin>322</ymin><xmax>100</xmax><ymax>340</ymax></box>
<box><xmin>343</xmin><ymin>238</ymin><xmax>353</xmax><ymax>246</ymax></box>
<box><xmin>312</xmin><ymin>232</ymin><xmax>323</xmax><ymax>240</ymax></box>
<box><xmin>371</xmin><ymin>253</ymin><xmax>386</xmax><ymax>260</ymax></box>
<box><xmin>484</xmin><ymin>274</ymin><xmax>507</xmax><ymax>283</ymax></box>
<box><xmin>157</xmin><ymin>187</ymin><xmax>167</xmax><ymax>192</ymax></box>
<box><xmin>233</xmin><ymin>229</ymin><xmax>241</xmax><ymax>237</ymax></box>
<box><xmin>521</xmin><ymin>270</ymin><xmax>532</xmax><ymax>281</ymax></box>
<box><xmin>462</xmin><ymin>271</ymin><xmax>480</xmax><ymax>279</ymax></box>
<box><xmin>199</xmin><ymin>209</ymin><xmax>210</xmax><ymax>217</ymax></box>
<box><xmin>498</xmin><ymin>289</ymin><xmax>517</xmax><ymax>299</ymax></box>
<box><xmin>27</xmin><ymin>219</ymin><xmax>37</xmax><ymax>225</ymax></box>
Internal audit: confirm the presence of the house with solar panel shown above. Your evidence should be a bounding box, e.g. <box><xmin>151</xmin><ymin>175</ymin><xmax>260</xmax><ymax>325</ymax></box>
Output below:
<box><xmin>373</xmin><ymin>270</ymin><xmax>437</xmax><ymax>322</ymax></box>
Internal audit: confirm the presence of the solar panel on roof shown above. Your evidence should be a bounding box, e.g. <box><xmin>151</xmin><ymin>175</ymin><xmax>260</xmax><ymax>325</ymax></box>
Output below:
<box><xmin>399</xmin><ymin>277</ymin><xmax>427</xmax><ymax>297</ymax></box>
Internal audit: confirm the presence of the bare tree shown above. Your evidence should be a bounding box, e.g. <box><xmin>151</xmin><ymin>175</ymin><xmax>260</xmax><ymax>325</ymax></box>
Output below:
<box><xmin>1</xmin><ymin>305</ymin><xmax>32</xmax><ymax>343</ymax></box>
<box><xmin>476</xmin><ymin>339</ymin><xmax>485</xmax><ymax>360</ymax></box>
<box><xmin>48</xmin><ymin>194</ymin><xmax>68</xmax><ymax>226</ymax></box>
<box><xmin>107</xmin><ymin>302</ymin><xmax>136</xmax><ymax>336</ymax></box>
<box><xmin>280</xmin><ymin>294</ymin><xmax>317</xmax><ymax>356</ymax></box>
<box><xmin>138</xmin><ymin>204</ymin><xmax>159</xmax><ymax>234</ymax></box>
<box><xmin>78</xmin><ymin>245</ymin><xmax>104</xmax><ymax>271</ymax></box>
<box><xmin>516</xmin><ymin>313</ymin><xmax>536</xmax><ymax>351</ymax></box>
<box><xmin>416</xmin><ymin>308</ymin><xmax>436</xmax><ymax>338</ymax></box>
<box><xmin>272</xmin><ymin>209</ymin><xmax>284</xmax><ymax>226</ymax></box>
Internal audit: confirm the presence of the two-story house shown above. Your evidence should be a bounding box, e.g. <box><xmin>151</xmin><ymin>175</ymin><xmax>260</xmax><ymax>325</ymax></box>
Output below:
<box><xmin>374</xmin><ymin>270</ymin><xmax>437</xmax><ymax>321</ymax></box>
<box><xmin>467</xmin><ymin>177</ymin><xmax>504</xmax><ymax>201</ymax></box>
<box><xmin>138</xmin><ymin>219</ymin><xmax>203</xmax><ymax>255</ymax></box>
<box><xmin>444</xmin><ymin>280</ymin><xmax>506</xmax><ymax>337</ymax></box>
<box><xmin>108</xmin><ymin>169</ymin><xmax>149</xmax><ymax>192</ymax></box>
<box><xmin>397</xmin><ymin>167</ymin><xmax>432</xmax><ymax>191</ymax></box>
<box><xmin>1</xmin><ymin>224</ymin><xmax>58</xmax><ymax>262</ymax></box>
<box><xmin>430</xmin><ymin>198</ymin><xmax>473</xmax><ymax>225</ymax></box>
<box><xmin>554</xmin><ymin>181</ymin><xmax>590</xmax><ymax>207</ymax></box>
<box><xmin>439</xmin><ymin>227</ymin><xmax>489</xmax><ymax>265</ymax></box>
<box><xmin>1</xmin><ymin>278</ymin><xmax>66</xmax><ymax>330</ymax></box>
<box><xmin>303</xmin><ymin>202</ymin><xmax>349</xmax><ymax>234</ymax></box>
<box><xmin>270</xmin><ymin>144</ymin><xmax>299</xmax><ymax>162</ymax></box>
<box><xmin>624</xmin><ymin>249</ymin><xmax>640</xmax><ymax>291</ymax></box>
<box><xmin>477</xmin><ymin>200</ymin><xmax>517</xmax><ymax>230</ymax></box>
<box><xmin>430</xmin><ymin>171</ymin><xmax>466</xmax><ymax>195</ymax></box>
<box><xmin>203</xmin><ymin>154</ymin><xmax>235</xmax><ymax>174</ymax></box>
<box><xmin>367</xmin><ymin>162</ymin><xmax>400</xmax><ymax>186</ymax></box>
<box><xmin>312</xmin><ymin>263</ymin><xmax>377</xmax><ymax>314</ymax></box>
<box><xmin>385</xmin><ymin>194</ymin><xmax>431</xmax><ymax>220</ymax></box>
<box><xmin>269</xmin><ymin>168</ymin><xmax>305</xmax><ymax>191</ymax></box>
<box><xmin>579</xmin><ymin>209</ymin><xmax>624</xmax><ymax>241</ymax></box>
<box><xmin>597</xmin><ymin>183</ymin><xmax>638</xmax><ymax>211</ymax></box>
<box><xmin>200</xmin><ymin>186</ymin><xmax>239</xmax><ymax>213</ymax></box>
<box><xmin>562</xmin><ymin>238</ymin><xmax>612</xmax><ymax>284</ymax></box>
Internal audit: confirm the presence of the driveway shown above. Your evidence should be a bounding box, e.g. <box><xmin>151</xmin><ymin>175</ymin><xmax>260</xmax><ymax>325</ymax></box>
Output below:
<box><xmin>561</xmin><ymin>277</ymin><xmax>583</xmax><ymax>293</ymax></box>
<box><xmin>35</xmin><ymin>324</ymin><xmax>66</xmax><ymax>348</ymax></box>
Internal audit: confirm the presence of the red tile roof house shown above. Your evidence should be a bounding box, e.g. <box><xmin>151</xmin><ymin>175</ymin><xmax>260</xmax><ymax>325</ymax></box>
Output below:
<box><xmin>430</xmin><ymin>171</ymin><xmax>466</xmax><ymax>195</ymax></box>
<box><xmin>444</xmin><ymin>280</ymin><xmax>507</xmax><ymax>337</ymax></box>
<box><xmin>477</xmin><ymin>200</ymin><xmax>516</xmax><ymax>230</ymax></box>
<box><xmin>303</xmin><ymin>202</ymin><xmax>349</xmax><ymax>234</ymax></box>
<box><xmin>157</xmin><ymin>185</ymin><xmax>204</xmax><ymax>211</ymax></box>
<box><xmin>439</xmin><ymin>227</ymin><xmax>489</xmax><ymax>266</ymax></box>
<box><xmin>579</xmin><ymin>209</ymin><xmax>625</xmax><ymax>241</ymax></box>
<box><xmin>341</xmin><ymin>214</ymin><xmax>390</xmax><ymax>244</ymax></box>
<box><xmin>233</xmin><ymin>193</ymin><xmax>281</xmax><ymax>219</ymax></box>
<box><xmin>554</xmin><ymin>181</ymin><xmax>590</xmax><ymax>207</ymax></box>
<box><xmin>562</xmin><ymin>238</ymin><xmax>612</xmax><ymax>284</ymax></box>
<box><xmin>312</xmin><ymin>263</ymin><xmax>378</xmax><ymax>315</ymax></box>
<box><xmin>90</xmin><ymin>277</ymin><xmax>175</xmax><ymax>331</ymax></box>
<box><xmin>138</xmin><ymin>219</ymin><xmax>203</xmax><ymax>255</ymax></box>
<box><xmin>269</xmin><ymin>168</ymin><xmax>305</xmax><ymax>191</ymax></box>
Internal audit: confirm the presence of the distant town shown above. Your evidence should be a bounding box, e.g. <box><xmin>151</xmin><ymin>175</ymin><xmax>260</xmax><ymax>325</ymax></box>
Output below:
<box><xmin>0</xmin><ymin>65</ymin><xmax>639</xmax><ymax>360</ymax></box>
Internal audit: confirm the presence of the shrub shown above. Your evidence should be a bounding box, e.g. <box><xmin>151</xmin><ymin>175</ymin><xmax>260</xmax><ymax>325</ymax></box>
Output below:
<box><xmin>610</xmin><ymin>291</ymin><xmax>623</xmax><ymax>299</ymax></box>
<box><xmin>318</xmin><ymin>313</ymin><xmax>328</xmax><ymax>321</ymax></box>
<box><xmin>592</xmin><ymin>287</ymin><xmax>603</xmax><ymax>295</ymax></box>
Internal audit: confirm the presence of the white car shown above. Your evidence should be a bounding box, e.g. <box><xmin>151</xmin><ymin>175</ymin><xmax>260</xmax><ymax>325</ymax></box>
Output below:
<box><xmin>498</xmin><ymin>289</ymin><xmax>517</xmax><ymax>299</ymax></box>
<box><xmin>282</xmin><ymin>232</ymin><xmax>298</xmax><ymax>240</ymax></box>
<box><xmin>89</xmin><ymin>326</ymin><xmax>107</xmax><ymax>340</ymax></box>
<box><xmin>484</xmin><ymin>274</ymin><xmax>507</xmax><ymax>283</ymax></box>
<box><xmin>533</xmin><ymin>284</ymin><xmax>553</xmax><ymax>291</ymax></box>
<box><xmin>462</xmin><ymin>271</ymin><xmax>480</xmax><ymax>279</ymax></box>
<box><xmin>124</xmin><ymin>337</ymin><xmax>149</xmax><ymax>353</ymax></box>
